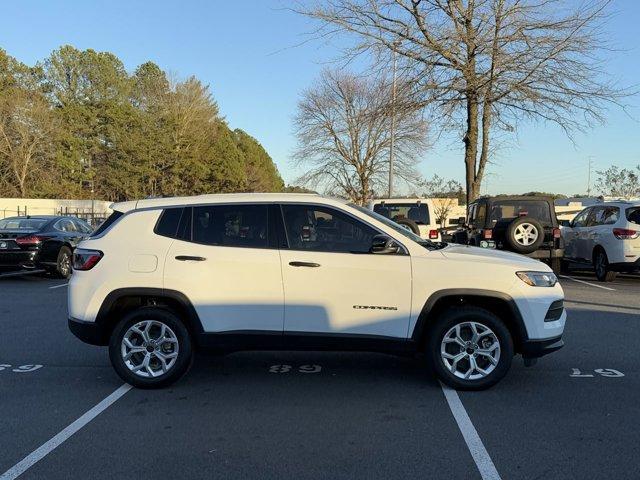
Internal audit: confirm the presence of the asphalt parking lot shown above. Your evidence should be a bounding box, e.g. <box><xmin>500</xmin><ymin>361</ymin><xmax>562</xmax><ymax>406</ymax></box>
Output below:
<box><xmin>0</xmin><ymin>271</ymin><xmax>638</xmax><ymax>480</ymax></box>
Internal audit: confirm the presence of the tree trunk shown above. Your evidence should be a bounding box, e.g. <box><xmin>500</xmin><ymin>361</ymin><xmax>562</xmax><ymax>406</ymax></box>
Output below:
<box><xmin>463</xmin><ymin>94</ymin><xmax>479</xmax><ymax>206</ymax></box>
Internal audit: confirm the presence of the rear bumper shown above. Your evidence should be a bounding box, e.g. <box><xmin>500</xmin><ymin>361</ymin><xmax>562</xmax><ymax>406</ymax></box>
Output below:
<box><xmin>521</xmin><ymin>335</ymin><xmax>564</xmax><ymax>359</ymax></box>
<box><xmin>525</xmin><ymin>248</ymin><xmax>564</xmax><ymax>260</ymax></box>
<box><xmin>68</xmin><ymin>317</ymin><xmax>108</xmax><ymax>346</ymax></box>
<box><xmin>0</xmin><ymin>250</ymin><xmax>39</xmax><ymax>269</ymax></box>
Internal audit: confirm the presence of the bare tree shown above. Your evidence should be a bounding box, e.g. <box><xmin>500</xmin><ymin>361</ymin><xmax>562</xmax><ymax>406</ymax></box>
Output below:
<box><xmin>293</xmin><ymin>69</ymin><xmax>428</xmax><ymax>204</ymax></box>
<box><xmin>0</xmin><ymin>90</ymin><xmax>57</xmax><ymax>197</ymax></box>
<box><xmin>595</xmin><ymin>165</ymin><xmax>640</xmax><ymax>199</ymax></box>
<box><xmin>297</xmin><ymin>0</ymin><xmax>629</xmax><ymax>204</ymax></box>
<box><xmin>422</xmin><ymin>174</ymin><xmax>463</xmax><ymax>226</ymax></box>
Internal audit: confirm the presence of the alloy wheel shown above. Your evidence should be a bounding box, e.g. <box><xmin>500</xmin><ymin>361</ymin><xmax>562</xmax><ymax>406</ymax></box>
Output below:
<box><xmin>513</xmin><ymin>223</ymin><xmax>539</xmax><ymax>246</ymax></box>
<box><xmin>440</xmin><ymin>321</ymin><xmax>501</xmax><ymax>380</ymax></box>
<box><xmin>59</xmin><ymin>253</ymin><xmax>71</xmax><ymax>277</ymax></box>
<box><xmin>121</xmin><ymin>320</ymin><xmax>179</xmax><ymax>378</ymax></box>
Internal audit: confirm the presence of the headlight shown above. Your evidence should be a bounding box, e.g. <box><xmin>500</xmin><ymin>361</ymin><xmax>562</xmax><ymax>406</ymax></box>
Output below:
<box><xmin>516</xmin><ymin>271</ymin><xmax>558</xmax><ymax>287</ymax></box>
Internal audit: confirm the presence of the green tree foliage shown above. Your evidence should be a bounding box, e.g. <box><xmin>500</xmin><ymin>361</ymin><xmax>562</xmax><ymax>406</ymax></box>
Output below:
<box><xmin>0</xmin><ymin>46</ymin><xmax>283</xmax><ymax>201</ymax></box>
<box><xmin>595</xmin><ymin>165</ymin><xmax>640</xmax><ymax>199</ymax></box>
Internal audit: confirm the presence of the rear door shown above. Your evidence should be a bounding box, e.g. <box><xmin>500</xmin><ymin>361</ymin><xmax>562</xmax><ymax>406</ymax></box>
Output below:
<box><xmin>278</xmin><ymin>203</ymin><xmax>412</xmax><ymax>338</ymax></box>
<box><xmin>163</xmin><ymin>204</ymin><xmax>284</xmax><ymax>333</ymax></box>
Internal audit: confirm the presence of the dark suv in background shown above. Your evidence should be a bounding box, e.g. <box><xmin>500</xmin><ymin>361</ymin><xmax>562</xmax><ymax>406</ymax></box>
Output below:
<box><xmin>452</xmin><ymin>196</ymin><xmax>563</xmax><ymax>273</ymax></box>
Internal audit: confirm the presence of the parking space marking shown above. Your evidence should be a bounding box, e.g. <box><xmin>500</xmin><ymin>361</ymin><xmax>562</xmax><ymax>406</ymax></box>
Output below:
<box><xmin>48</xmin><ymin>283</ymin><xmax>69</xmax><ymax>290</ymax></box>
<box><xmin>0</xmin><ymin>383</ymin><xmax>132</xmax><ymax>480</ymax></box>
<box><xmin>440</xmin><ymin>382</ymin><xmax>501</xmax><ymax>480</ymax></box>
<box><xmin>559</xmin><ymin>275</ymin><xmax>616</xmax><ymax>291</ymax></box>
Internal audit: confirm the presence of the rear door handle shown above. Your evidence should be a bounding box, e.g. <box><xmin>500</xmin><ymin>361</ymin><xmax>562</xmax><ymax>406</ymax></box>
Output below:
<box><xmin>289</xmin><ymin>261</ymin><xmax>320</xmax><ymax>268</ymax></box>
<box><xmin>175</xmin><ymin>255</ymin><xmax>206</xmax><ymax>261</ymax></box>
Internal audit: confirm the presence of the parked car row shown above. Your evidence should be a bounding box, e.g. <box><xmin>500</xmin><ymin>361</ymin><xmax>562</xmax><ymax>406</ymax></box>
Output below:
<box><xmin>0</xmin><ymin>215</ymin><xmax>94</xmax><ymax>278</ymax></box>
<box><xmin>378</xmin><ymin>195</ymin><xmax>639</xmax><ymax>282</ymax></box>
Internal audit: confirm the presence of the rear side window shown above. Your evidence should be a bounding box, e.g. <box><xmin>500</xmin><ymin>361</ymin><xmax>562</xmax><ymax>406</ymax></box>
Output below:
<box><xmin>627</xmin><ymin>207</ymin><xmax>640</xmax><ymax>225</ymax></box>
<box><xmin>489</xmin><ymin>201</ymin><xmax>552</xmax><ymax>224</ymax></box>
<box><xmin>91</xmin><ymin>211</ymin><xmax>123</xmax><ymax>237</ymax></box>
<box><xmin>154</xmin><ymin>208</ymin><xmax>184</xmax><ymax>238</ymax></box>
<box><xmin>192</xmin><ymin>204</ymin><xmax>268</xmax><ymax>248</ymax></box>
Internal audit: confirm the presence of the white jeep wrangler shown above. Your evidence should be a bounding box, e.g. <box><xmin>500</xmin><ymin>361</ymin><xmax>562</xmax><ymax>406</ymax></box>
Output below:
<box><xmin>69</xmin><ymin>193</ymin><xmax>566</xmax><ymax>390</ymax></box>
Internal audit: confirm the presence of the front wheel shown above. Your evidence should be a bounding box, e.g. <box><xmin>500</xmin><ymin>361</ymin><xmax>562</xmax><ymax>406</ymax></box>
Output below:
<box><xmin>109</xmin><ymin>307</ymin><xmax>193</xmax><ymax>389</ymax></box>
<box><xmin>427</xmin><ymin>307</ymin><xmax>514</xmax><ymax>390</ymax></box>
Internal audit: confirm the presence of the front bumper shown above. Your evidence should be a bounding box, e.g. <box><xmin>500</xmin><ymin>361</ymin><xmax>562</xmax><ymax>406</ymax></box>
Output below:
<box><xmin>521</xmin><ymin>335</ymin><xmax>564</xmax><ymax>359</ymax></box>
<box><xmin>68</xmin><ymin>317</ymin><xmax>108</xmax><ymax>346</ymax></box>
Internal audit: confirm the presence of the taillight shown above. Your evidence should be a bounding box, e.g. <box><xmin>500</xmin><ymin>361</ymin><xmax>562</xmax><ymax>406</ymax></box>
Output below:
<box><xmin>552</xmin><ymin>228</ymin><xmax>561</xmax><ymax>239</ymax></box>
<box><xmin>73</xmin><ymin>249</ymin><xmax>103</xmax><ymax>271</ymax></box>
<box><xmin>613</xmin><ymin>228</ymin><xmax>639</xmax><ymax>240</ymax></box>
<box><xmin>483</xmin><ymin>229</ymin><xmax>493</xmax><ymax>239</ymax></box>
<box><xmin>429</xmin><ymin>229</ymin><xmax>439</xmax><ymax>240</ymax></box>
<box><xmin>15</xmin><ymin>235</ymin><xmax>48</xmax><ymax>246</ymax></box>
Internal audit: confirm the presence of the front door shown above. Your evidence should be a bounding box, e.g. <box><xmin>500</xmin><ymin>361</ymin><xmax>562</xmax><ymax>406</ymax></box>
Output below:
<box><xmin>278</xmin><ymin>204</ymin><xmax>412</xmax><ymax>338</ymax></box>
<box><xmin>164</xmin><ymin>204</ymin><xmax>284</xmax><ymax>333</ymax></box>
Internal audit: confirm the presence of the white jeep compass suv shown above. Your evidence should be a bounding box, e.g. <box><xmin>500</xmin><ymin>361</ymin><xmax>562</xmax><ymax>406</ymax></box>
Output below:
<box><xmin>68</xmin><ymin>193</ymin><xmax>566</xmax><ymax>390</ymax></box>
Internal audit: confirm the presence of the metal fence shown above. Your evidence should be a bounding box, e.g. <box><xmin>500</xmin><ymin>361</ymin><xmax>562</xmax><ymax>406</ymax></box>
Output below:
<box><xmin>0</xmin><ymin>205</ymin><xmax>109</xmax><ymax>228</ymax></box>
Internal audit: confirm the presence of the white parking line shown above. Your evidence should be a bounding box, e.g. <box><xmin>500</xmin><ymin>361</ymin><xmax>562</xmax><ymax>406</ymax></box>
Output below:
<box><xmin>440</xmin><ymin>382</ymin><xmax>501</xmax><ymax>480</ymax></box>
<box><xmin>559</xmin><ymin>275</ymin><xmax>616</xmax><ymax>291</ymax></box>
<box><xmin>0</xmin><ymin>384</ymin><xmax>132</xmax><ymax>480</ymax></box>
<box><xmin>48</xmin><ymin>283</ymin><xmax>68</xmax><ymax>290</ymax></box>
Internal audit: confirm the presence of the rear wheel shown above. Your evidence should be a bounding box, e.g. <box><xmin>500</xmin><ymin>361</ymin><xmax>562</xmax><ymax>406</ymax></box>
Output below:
<box><xmin>109</xmin><ymin>307</ymin><xmax>193</xmax><ymax>389</ymax></box>
<box><xmin>593</xmin><ymin>249</ymin><xmax>617</xmax><ymax>282</ymax></box>
<box><xmin>55</xmin><ymin>246</ymin><xmax>72</xmax><ymax>279</ymax></box>
<box><xmin>427</xmin><ymin>307</ymin><xmax>514</xmax><ymax>390</ymax></box>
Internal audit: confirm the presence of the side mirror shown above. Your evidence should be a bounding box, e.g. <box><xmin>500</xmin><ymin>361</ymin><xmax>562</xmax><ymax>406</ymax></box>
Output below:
<box><xmin>458</xmin><ymin>216</ymin><xmax>466</xmax><ymax>226</ymax></box>
<box><xmin>370</xmin><ymin>234</ymin><xmax>400</xmax><ymax>254</ymax></box>
<box><xmin>560</xmin><ymin>220</ymin><xmax>571</xmax><ymax>228</ymax></box>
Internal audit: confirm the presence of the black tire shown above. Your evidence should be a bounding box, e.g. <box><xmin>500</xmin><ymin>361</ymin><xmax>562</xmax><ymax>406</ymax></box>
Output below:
<box><xmin>395</xmin><ymin>218</ymin><xmax>420</xmax><ymax>235</ymax></box>
<box><xmin>593</xmin><ymin>249</ymin><xmax>617</xmax><ymax>282</ymax></box>
<box><xmin>427</xmin><ymin>306</ymin><xmax>514</xmax><ymax>391</ymax></box>
<box><xmin>109</xmin><ymin>307</ymin><xmax>193</xmax><ymax>389</ymax></box>
<box><xmin>504</xmin><ymin>217</ymin><xmax>544</xmax><ymax>254</ymax></box>
<box><xmin>55</xmin><ymin>246</ymin><xmax>73</xmax><ymax>279</ymax></box>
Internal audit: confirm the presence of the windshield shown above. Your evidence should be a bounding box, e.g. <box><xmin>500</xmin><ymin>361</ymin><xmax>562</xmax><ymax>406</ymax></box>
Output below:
<box><xmin>373</xmin><ymin>202</ymin><xmax>430</xmax><ymax>224</ymax></box>
<box><xmin>349</xmin><ymin>203</ymin><xmax>437</xmax><ymax>247</ymax></box>
<box><xmin>0</xmin><ymin>218</ymin><xmax>47</xmax><ymax>230</ymax></box>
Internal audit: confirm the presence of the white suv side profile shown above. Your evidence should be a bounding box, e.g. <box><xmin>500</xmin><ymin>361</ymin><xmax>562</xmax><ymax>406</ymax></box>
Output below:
<box><xmin>68</xmin><ymin>193</ymin><xmax>566</xmax><ymax>390</ymax></box>
<box><xmin>562</xmin><ymin>201</ymin><xmax>640</xmax><ymax>281</ymax></box>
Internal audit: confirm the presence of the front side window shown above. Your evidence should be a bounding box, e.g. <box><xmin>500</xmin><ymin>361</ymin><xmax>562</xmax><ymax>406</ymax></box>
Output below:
<box><xmin>192</xmin><ymin>204</ymin><xmax>268</xmax><ymax>248</ymax></box>
<box><xmin>571</xmin><ymin>208</ymin><xmax>590</xmax><ymax>228</ymax></box>
<box><xmin>282</xmin><ymin>204</ymin><xmax>377</xmax><ymax>253</ymax></box>
<box><xmin>373</xmin><ymin>202</ymin><xmax>430</xmax><ymax>225</ymax></box>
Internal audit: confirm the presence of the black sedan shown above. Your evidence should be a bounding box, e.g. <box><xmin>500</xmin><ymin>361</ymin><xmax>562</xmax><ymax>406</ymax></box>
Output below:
<box><xmin>0</xmin><ymin>216</ymin><xmax>93</xmax><ymax>278</ymax></box>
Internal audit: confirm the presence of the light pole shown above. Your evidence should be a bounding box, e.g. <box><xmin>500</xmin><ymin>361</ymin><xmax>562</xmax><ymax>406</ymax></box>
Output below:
<box><xmin>388</xmin><ymin>41</ymin><xmax>399</xmax><ymax>198</ymax></box>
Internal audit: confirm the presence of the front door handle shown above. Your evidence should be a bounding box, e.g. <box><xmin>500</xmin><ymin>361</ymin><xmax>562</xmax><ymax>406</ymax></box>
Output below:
<box><xmin>289</xmin><ymin>261</ymin><xmax>320</xmax><ymax>268</ymax></box>
<box><xmin>175</xmin><ymin>255</ymin><xmax>206</xmax><ymax>262</ymax></box>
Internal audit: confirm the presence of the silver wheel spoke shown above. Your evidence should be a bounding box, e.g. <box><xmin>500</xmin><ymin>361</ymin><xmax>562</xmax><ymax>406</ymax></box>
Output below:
<box><xmin>441</xmin><ymin>321</ymin><xmax>501</xmax><ymax>381</ymax></box>
<box><xmin>121</xmin><ymin>320</ymin><xmax>179</xmax><ymax>379</ymax></box>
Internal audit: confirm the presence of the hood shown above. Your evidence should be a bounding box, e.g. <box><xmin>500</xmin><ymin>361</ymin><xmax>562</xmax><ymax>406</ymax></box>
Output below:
<box><xmin>437</xmin><ymin>244</ymin><xmax>545</xmax><ymax>269</ymax></box>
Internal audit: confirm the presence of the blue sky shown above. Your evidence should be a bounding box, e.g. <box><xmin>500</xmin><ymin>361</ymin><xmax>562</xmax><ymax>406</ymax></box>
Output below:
<box><xmin>1</xmin><ymin>0</ymin><xmax>639</xmax><ymax>195</ymax></box>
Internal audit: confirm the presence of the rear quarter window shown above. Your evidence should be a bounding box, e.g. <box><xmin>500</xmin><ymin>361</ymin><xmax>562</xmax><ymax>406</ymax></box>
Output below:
<box><xmin>626</xmin><ymin>207</ymin><xmax>640</xmax><ymax>225</ymax></box>
<box><xmin>90</xmin><ymin>211</ymin><xmax>123</xmax><ymax>237</ymax></box>
<box><xmin>154</xmin><ymin>208</ymin><xmax>184</xmax><ymax>238</ymax></box>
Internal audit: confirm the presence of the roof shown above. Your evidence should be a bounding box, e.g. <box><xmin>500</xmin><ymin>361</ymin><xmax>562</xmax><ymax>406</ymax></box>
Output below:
<box><xmin>476</xmin><ymin>196</ymin><xmax>555</xmax><ymax>203</ymax></box>
<box><xmin>111</xmin><ymin>193</ymin><xmax>344</xmax><ymax>213</ymax></box>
